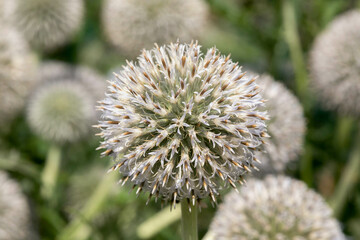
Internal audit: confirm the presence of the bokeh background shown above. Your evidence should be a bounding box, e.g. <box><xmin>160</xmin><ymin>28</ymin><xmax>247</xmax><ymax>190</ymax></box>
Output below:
<box><xmin>0</xmin><ymin>0</ymin><xmax>360</xmax><ymax>239</ymax></box>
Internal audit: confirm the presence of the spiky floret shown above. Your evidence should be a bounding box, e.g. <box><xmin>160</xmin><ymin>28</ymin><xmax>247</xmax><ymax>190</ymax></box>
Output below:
<box><xmin>10</xmin><ymin>0</ymin><xmax>84</xmax><ymax>51</ymax></box>
<box><xmin>252</xmin><ymin>73</ymin><xmax>305</xmax><ymax>172</ymax></box>
<box><xmin>27</xmin><ymin>80</ymin><xmax>95</xmax><ymax>143</ymax></box>
<box><xmin>0</xmin><ymin>25</ymin><xmax>37</xmax><ymax>129</ymax></box>
<box><xmin>102</xmin><ymin>0</ymin><xmax>208</xmax><ymax>58</ymax></box>
<box><xmin>96</xmin><ymin>42</ymin><xmax>268</xmax><ymax>206</ymax></box>
<box><xmin>0</xmin><ymin>171</ymin><xmax>38</xmax><ymax>240</ymax></box>
<box><xmin>310</xmin><ymin>10</ymin><xmax>360</xmax><ymax>116</ymax></box>
<box><xmin>209</xmin><ymin>175</ymin><xmax>345</xmax><ymax>240</ymax></box>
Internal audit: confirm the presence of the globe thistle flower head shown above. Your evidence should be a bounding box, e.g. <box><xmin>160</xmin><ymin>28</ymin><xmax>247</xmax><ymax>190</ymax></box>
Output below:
<box><xmin>10</xmin><ymin>0</ymin><xmax>84</xmax><ymax>51</ymax></box>
<box><xmin>96</xmin><ymin>41</ymin><xmax>268</xmax><ymax>207</ymax></box>
<box><xmin>310</xmin><ymin>10</ymin><xmax>360</xmax><ymax>116</ymax></box>
<box><xmin>209</xmin><ymin>175</ymin><xmax>345</xmax><ymax>240</ymax></box>
<box><xmin>28</xmin><ymin>80</ymin><xmax>95</xmax><ymax>144</ymax></box>
<box><xmin>0</xmin><ymin>25</ymin><xmax>37</xmax><ymax>129</ymax></box>
<box><xmin>0</xmin><ymin>171</ymin><xmax>38</xmax><ymax>240</ymax></box>
<box><xmin>252</xmin><ymin>73</ymin><xmax>305</xmax><ymax>172</ymax></box>
<box><xmin>102</xmin><ymin>0</ymin><xmax>208</xmax><ymax>58</ymax></box>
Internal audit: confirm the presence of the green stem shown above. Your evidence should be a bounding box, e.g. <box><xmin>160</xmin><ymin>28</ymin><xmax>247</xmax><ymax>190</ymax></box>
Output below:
<box><xmin>330</xmin><ymin>127</ymin><xmax>360</xmax><ymax>217</ymax></box>
<box><xmin>181</xmin><ymin>200</ymin><xmax>198</xmax><ymax>240</ymax></box>
<box><xmin>57</xmin><ymin>171</ymin><xmax>118</xmax><ymax>240</ymax></box>
<box><xmin>41</xmin><ymin>144</ymin><xmax>61</xmax><ymax>202</ymax></box>
<box><xmin>334</xmin><ymin>116</ymin><xmax>355</xmax><ymax>151</ymax></box>
<box><xmin>137</xmin><ymin>205</ymin><xmax>181</xmax><ymax>239</ymax></box>
<box><xmin>282</xmin><ymin>0</ymin><xmax>308</xmax><ymax>102</ymax></box>
<box><xmin>300</xmin><ymin>143</ymin><xmax>313</xmax><ymax>187</ymax></box>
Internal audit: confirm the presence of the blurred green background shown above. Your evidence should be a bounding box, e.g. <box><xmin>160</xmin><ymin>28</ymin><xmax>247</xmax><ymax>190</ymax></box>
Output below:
<box><xmin>1</xmin><ymin>0</ymin><xmax>360</xmax><ymax>239</ymax></box>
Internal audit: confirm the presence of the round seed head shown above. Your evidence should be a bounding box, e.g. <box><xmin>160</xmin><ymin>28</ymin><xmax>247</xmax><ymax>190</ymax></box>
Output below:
<box><xmin>27</xmin><ymin>80</ymin><xmax>95</xmax><ymax>143</ymax></box>
<box><xmin>310</xmin><ymin>10</ymin><xmax>360</xmax><ymax>116</ymax></box>
<box><xmin>102</xmin><ymin>0</ymin><xmax>208</xmax><ymax>58</ymax></box>
<box><xmin>97</xmin><ymin>42</ymin><xmax>268</xmax><ymax>206</ymax></box>
<box><xmin>0</xmin><ymin>171</ymin><xmax>38</xmax><ymax>240</ymax></box>
<box><xmin>252</xmin><ymin>73</ymin><xmax>305</xmax><ymax>172</ymax></box>
<box><xmin>209</xmin><ymin>175</ymin><xmax>345</xmax><ymax>240</ymax></box>
<box><xmin>9</xmin><ymin>0</ymin><xmax>84</xmax><ymax>51</ymax></box>
<box><xmin>0</xmin><ymin>25</ymin><xmax>37</xmax><ymax>129</ymax></box>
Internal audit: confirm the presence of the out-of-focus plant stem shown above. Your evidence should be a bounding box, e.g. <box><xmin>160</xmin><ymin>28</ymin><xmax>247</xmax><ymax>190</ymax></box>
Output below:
<box><xmin>57</xmin><ymin>171</ymin><xmax>117</xmax><ymax>240</ymax></box>
<box><xmin>181</xmin><ymin>200</ymin><xmax>198</xmax><ymax>240</ymax></box>
<box><xmin>282</xmin><ymin>0</ymin><xmax>308</xmax><ymax>103</ymax></box>
<box><xmin>137</xmin><ymin>205</ymin><xmax>181</xmax><ymax>239</ymax></box>
<box><xmin>300</xmin><ymin>143</ymin><xmax>313</xmax><ymax>187</ymax></box>
<box><xmin>282</xmin><ymin>0</ymin><xmax>313</xmax><ymax>186</ymax></box>
<box><xmin>330</xmin><ymin>126</ymin><xmax>360</xmax><ymax>217</ymax></box>
<box><xmin>41</xmin><ymin>144</ymin><xmax>61</xmax><ymax>203</ymax></box>
<box><xmin>334</xmin><ymin>116</ymin><xmax>355</xmax><ymax>151</ymax></box>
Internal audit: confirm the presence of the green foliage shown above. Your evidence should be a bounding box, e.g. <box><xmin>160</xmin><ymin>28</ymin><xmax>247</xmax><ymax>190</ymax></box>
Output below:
<box><xmin>1</xmin><ymin>0</ymin><xmax>359</xmax><ymax>239</ymax></box>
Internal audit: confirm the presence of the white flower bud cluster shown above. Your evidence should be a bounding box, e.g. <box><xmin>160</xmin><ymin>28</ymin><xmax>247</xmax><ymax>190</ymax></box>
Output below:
<box><xmin>96</xmin><ymin>42</ymin><xmax>268</xmax><ymax>206</ymax></box>
<box><xmin>209</xmin><ymin>175</ymin><xmax>345</xmax><ymax>240</ymax></box>
<box><xmin>310</xmin><ymin>10</ymin><xmax>360</xmax><ymax>116</ymax></box>
<box><xmin>102</xmin><ymin>0</ymin><xmax>208</xmax><ymax>58</ymax></box>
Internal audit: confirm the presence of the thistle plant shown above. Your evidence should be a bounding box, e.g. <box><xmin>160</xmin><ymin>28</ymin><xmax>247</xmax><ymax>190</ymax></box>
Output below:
<box><xmin>0</xmin><ymin>25</ymin><xmax>37</xmax><ymax>130</ymax></box>
<box><xmin>253</xmin><ymin>73</ymin><xmax>305</xmax><ymax>172</ymax></box>
<box><xmin>27</xmin><ymin>62</ymin><xmax>105</xmax><ymax>202</ymax></box>
<box><xmin>102</xmin><ymin>0</ymin><xmax>208</xmax><ymax>57</ymax></box>
<box><xmin>310</xmin><ymin>10</ymin><xmax>360</xmax><ymax>116</ymax></box>
<box><xmin>96</xmin><ymin>41</ymin><xmax>268</xmax><ymax>239</ymax></box>
<box><xmin>310</xmin><ymin>10</ymin><xmax>360</xmax><ymax>217</ymax></box>
<box><xmin>9</xmin><ymin>0</ymin><xmax>84</xmax><ymax>51</ymax></box>
<box><xmin>27</xmin><ymin>80</ymin><xmax>95</xmax><ymax>144</ymax></box>
<box><xmin>207</xmin><ymin>175</ymin><xmax>345</xmax><ymax>240</ymax></box>
<box><xmin>0</xmin><ymin>171</ymin><xmax>38</xmax><ymax>240</ymax></box>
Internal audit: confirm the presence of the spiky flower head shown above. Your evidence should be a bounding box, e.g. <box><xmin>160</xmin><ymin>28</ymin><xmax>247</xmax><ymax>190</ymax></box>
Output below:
<box><xmin>310</xmin><ymin>10</ymin><xmax>360</xmax><ymax>116</ymax></box>
<box><xmin>0</xmin><ymin>171</ymin><xmax>38</xmax><ymax>240</ymax></box>
<box><xmin>0</xmin><ymin>25</ymin><xmax>37</xmax><ymax>129</ymax></box>
<box><xmin>9</xmin><ymin>0</ymin><xmax>84</xmax><ymax>51</ymax></box>
<box><xmin>209</xmin><ymin>175</ymin><xmax>345</xmax><ymax>240</ymax></box>
<box><xmin>96</xmin><ymin>42</ymin><xmax>268</xmax><ymax>206</ymax></box>
<box><xmin>102</xmin><ymin>0</ymin><xmax>208</xmax><ymax>58</ymax></box>
<box><xmin>27</xmin><ymin>80</ymin><xmax>95</xmax><ymax>143</ymax></box>
<box><xmin>251</xmin><ymin>73</ymin><xmax>305</xmax><ymax>172</ymax></box>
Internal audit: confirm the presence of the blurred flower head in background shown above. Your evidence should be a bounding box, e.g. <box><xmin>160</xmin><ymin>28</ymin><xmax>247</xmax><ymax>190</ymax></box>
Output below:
<box><xmin>209</xmin><ymin>175</ymin><xmax>345</xmax><ymax>240</ymax></box>
<box><xmin>96</xmin><ymin>41</ymin><xmax>268</xmax><ymax>206</ymax></box>
<box><xmin>0</xmin><ymin>25</ymin><xmax>38</xmax><ymax>130</ymax></box>
<box><xmin>7</xmin><ymin>0</ymin><xmax>84</xmax><ymax>51</ymax></box>
<box><xmin>0</xmin><ymin>171</ymin><xmax>38</xmax><ymax>240</ymax></box>
<box><xmin>27</xmin><ymin>80</ymin><xmax>95</xmax><ymax>143</ymax></box>
<box><xmin>102</xmin><ymin>0</ymin><xmax>208</xmax><ymax>58</ymax></box>
<box><xmin>310</xmin><ymin>10</ymin><xmax>360</xmax><ymax>116</ymax></box>
<box><xmin>38</xmin><ymin>61</ymin><xmax>107</xmax><ymax>101</ymax></box>
<box><xmin>251</xmin><ymin>73</ymin><xmax>305</xmax><ymax>173</ymax></box>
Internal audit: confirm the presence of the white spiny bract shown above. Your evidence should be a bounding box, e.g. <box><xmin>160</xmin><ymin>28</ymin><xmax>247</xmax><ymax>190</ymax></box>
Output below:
<box><xmin>9</xmin><ymin>0</ymin><xmax>84</xmax><ymax>51</ymax></box>
<box><xmin>96</xmin><ymin>42</ymin><xmax>268</xmax><ymax>206</ymax></box>
<box><xmin>0</xmin><ymin>171</ymin><xmax>38</xmax><ymax>240</ymax></box>
<box><xmin>102</xmin><ymin>0</ymin><xmax>208</xmax><ymax>58</ymax></box>
<box><xmin>310</xmin><ymin>10</ymin><xmax>360</xmax><ymax>116</ymax></box>
<box><xmin>252</xmin><ymin>73</ymin><xmax>305</xmax><ymax>172</ymax></box>
<box><xmin>209</xmin><ymin>175</ymin><xmax>345</xmax><ymax>240</ymax></box>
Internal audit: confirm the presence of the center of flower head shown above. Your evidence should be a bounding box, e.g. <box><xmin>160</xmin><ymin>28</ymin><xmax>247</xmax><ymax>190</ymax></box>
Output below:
<box><xmin>97</xmin><ymin>41</ymin><xmax>268</xmax><ymax>206</ymax></box>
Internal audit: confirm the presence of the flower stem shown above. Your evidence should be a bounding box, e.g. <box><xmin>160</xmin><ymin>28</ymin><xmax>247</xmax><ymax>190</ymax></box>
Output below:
<box><xmin>57</xmin><ymin>171</ymin><xmax>118</xmax><ymax>240</ymax></box>
<box><xmin>282</xmin><ymin>0</ymin><xmax>308</xmax><ymax>103</ymax></box>
<box><xmin>41</xmin><ymin>144</ymin><xmax>61</xmax><ymax>203</ymax></box>
<box><xmin>330</xmin><ymin>126</ymin><xmax>360</xmax><ymax>217</ymax></box>
<box><xmin>181</xmin><ymin>200</ymin><xmax>198</xmax><ymax>240</ymax></box>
